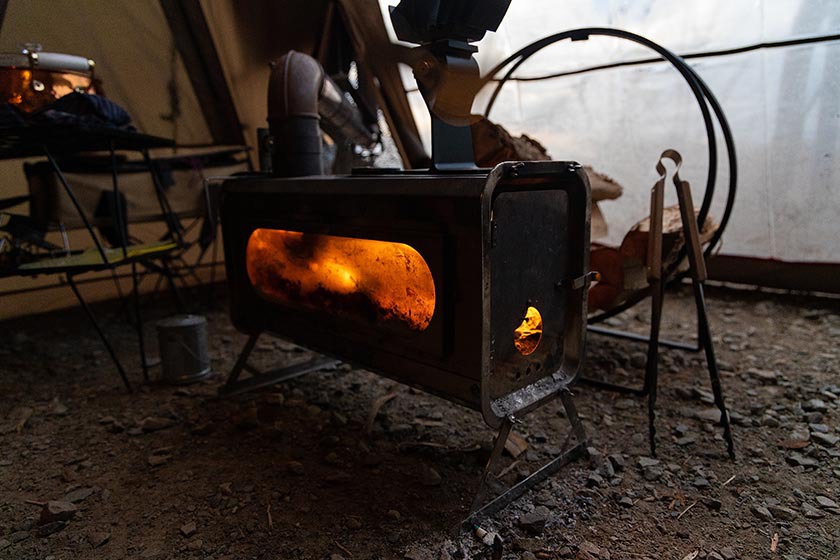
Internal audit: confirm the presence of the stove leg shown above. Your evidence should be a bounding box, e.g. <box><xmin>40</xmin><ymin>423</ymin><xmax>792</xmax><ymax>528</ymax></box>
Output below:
<box><xmin>219</xmin><ymin>333</ymin><xmax>340</xmax><ymax>398</ymax></box>
<box><xmin>223</xmin><ymin>334</ymin><xmax>259</xmax><ymax>393</ymax></box>
<box><xmin>463</xmin><ymin>390</ymin><xmax>588</xmax><ymax>528</ymax></box>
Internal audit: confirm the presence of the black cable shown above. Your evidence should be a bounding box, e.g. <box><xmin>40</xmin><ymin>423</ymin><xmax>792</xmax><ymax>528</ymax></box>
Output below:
<box><xmin>485</xmin><ymin>32</ymin><xmax>840</xmax><ymax>84</ymax></box>
<box><xmin>482</xmin><ymin>27</ymin><xmax>736</xmax><ymax>260</ymax></box>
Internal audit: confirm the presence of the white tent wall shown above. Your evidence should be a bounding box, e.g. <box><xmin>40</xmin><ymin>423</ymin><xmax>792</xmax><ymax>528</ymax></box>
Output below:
<box><xmin>386</xmin><ymin>0</ymin><xmax>840</xmax><ymax>268</ymax></box>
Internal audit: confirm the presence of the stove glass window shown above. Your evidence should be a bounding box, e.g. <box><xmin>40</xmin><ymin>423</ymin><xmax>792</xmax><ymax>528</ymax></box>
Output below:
<box><xmin>246</xmin><ymin>228</ymin><xmax>435</xmax><ymax>331</ymax></box>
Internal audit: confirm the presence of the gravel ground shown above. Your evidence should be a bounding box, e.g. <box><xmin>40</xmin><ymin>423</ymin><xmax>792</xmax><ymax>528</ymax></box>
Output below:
<box><xmin>0</xmin><ymin>284</ymin><xmax>838</xmax><ymax>559</ymax></box>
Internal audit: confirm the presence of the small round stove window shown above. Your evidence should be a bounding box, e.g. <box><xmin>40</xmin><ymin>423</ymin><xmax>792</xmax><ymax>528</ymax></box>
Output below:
<box><xmin>514</xmin><ymin>306</ymin><xmax>543</xmax><ymax>355</ymax></box>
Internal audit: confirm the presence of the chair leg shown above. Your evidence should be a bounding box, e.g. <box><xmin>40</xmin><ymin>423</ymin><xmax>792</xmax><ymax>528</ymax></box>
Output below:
<box><xmin>160</xmin><ymin>258</ymin><xmax>186</xmax><ymax>313</ymax></box>
<box><xmin>131</xmin><ymin>262</ymin><xmax>150</xmax><ymax>383</ymax></box>
<box><xmin>66</xmin><ymin>275</ymin><xmax>133</xmax><ymax>393</ymax></box>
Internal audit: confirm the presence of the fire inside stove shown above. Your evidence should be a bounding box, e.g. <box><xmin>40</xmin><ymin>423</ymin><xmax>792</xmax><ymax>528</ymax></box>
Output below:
<box><xmin>246</xmin><ymin>228</ymin><xmax>436</xmax><ymax>331</ymax></box>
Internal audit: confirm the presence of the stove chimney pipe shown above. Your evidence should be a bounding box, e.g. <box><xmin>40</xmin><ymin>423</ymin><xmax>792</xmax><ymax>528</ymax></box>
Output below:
<box><xmin>267</xmin><ymin>51</ymin><xmax>325</xmax><ymax>177</ymax></box>
<box><xmin>267</xmin><ymin>51</ymin><xmax>376</xmax><ymax>177</ymax></box>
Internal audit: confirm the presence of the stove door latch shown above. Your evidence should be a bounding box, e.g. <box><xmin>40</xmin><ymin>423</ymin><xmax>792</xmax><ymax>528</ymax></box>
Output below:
<box><xmin>556</xmin><ymin>271</ymin><xmax>600</xmax><ymax>291</ymax></box>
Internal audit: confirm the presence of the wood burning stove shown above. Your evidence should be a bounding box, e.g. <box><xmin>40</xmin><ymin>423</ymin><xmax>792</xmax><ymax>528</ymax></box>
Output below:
<box><xmin>221</xmin><ymin>161</ymin><xmax>590</xmax><ymax>429</ymax></box>
<box><xmin>219</xmin><ymin>160</ymin><xmax>592</xmax><ymax>523</ymax></box>
<box><xmin>218</xmin><ymin>10</ymin><xmax>594</xmax><ymax>520</ymax></box>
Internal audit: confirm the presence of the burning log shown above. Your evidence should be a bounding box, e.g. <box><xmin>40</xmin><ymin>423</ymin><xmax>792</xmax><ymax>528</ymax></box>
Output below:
<box><xmin>246</xmin><ymin>228</ymin><xmax>436</xmax><ymax>332</ymax></box>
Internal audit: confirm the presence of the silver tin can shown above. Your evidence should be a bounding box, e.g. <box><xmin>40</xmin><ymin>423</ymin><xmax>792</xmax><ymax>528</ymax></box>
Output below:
<box><xmin>156</xmin><ymin>314</ymin><xmax>211</xmax><ymax>384</ymax></box>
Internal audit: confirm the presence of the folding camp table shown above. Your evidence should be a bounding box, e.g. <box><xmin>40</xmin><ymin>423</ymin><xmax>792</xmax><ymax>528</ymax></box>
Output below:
<box><xmin>0</xmin><ymin>123</ymin><xmax>177</xmax><ymax>392</ymax></box>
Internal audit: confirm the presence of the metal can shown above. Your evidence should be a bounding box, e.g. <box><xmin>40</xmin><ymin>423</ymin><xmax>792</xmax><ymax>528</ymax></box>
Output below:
<box><xmin>156</xmin><ymin>314</ymin><xmax>211</xmax><ymax>384</ymax></box>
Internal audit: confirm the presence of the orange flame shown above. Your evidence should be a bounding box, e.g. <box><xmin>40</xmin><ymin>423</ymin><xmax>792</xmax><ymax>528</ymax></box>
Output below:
<box><xmin>513</xmin><ymin>306</ymin><xmax>543</xmax><ymax>355</ymax></box>
<box><xmin>246</xmin><ymin>229</ymin><xmax>435</xmax><ymax>331</ymax></box>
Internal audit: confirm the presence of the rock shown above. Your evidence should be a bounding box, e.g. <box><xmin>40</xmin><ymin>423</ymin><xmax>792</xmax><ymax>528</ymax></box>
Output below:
<box><xmin>48</xmin><ymin>398</ymin><xmax>68</xmax><ymax>416</ymax></box>
<box><xmin>586</xmin><ymin>446</ymin><xmax>603</xmax><ymax>465</ymax></box>
<box><xmin>8</xmin><ymin>531</ymin><xmax>29</xmax><ymax>543</ymax></box>
<box><xmin>586</xmin><ymin>472</ymin><xmax>604</xmax><ymax>488</ymax></box>
<box><xmin>1</xmin><ymin>406</ymin><xmax>33</xmax><ymax>434</ymax></box>
<box><xmin>692</xmin><ymin>388</ymin><xmax>715</xmax><ymax>404</ymax></box>
<box><xmin>35</xmin><ymin>521</ymin><xmax>66</xmax><ymax>537</ymax></box>
<box><xmin>180</xmin><ymin>521</ymin><xmax>197</xmax><ymax>538</ymax></box>
<box><xmin>815</xmin><ymin>496</ymin><xmax>839</xmax><ymax>510</ymax></box>
<box><xmin>802</xmin><ymin>399</ymin><xmax>827</xmax><ymax>412</ymax></box>
<box><xmin>40</xmin><ymin>501</ymin><xmax>77</xmax><ymax>525</ymax></box>
<box><xmin>767</xmin><ymin>505</ymin><xmax>797</xmax><ymax>521</ymax></box>
<box><xmin>60</xmin><ymin>468</ymin><xmax>78</xmax><ymax>483</ymax></box>
<box><xmin>637</xmin><ymin>457</ymin><xmax>660</xmax><ymax>469</ymax></box>
<box><xmin>751</xmin><ymin>505</ymin><xmax>773</xmax><ymax>521</ymax></box>
<box><xmin>89</xmin><ymin>530</ymin><xmax>110</xmax><ymax>547</ymax></box>
<box><xmin>789</xmin><ymin>424</ymin><xmax>811</xmax><ymax>441</ymax></box>
<box><xmin>638</xmin><ymin>457</ymin><xmax>663</xmax><ymax>482</ymax></box>
<box><xmin>707</xmin><ymin>553</ymin><xmax>724</xmax><ymax>560</ymax></box>
<box><xmin>785</xmin><ymin>453</ymin><xmax>819</xmax><ymax>468</ymax></box>
<box><xmin>420</xmin><ymin>467</ymin><xmax>442</xmax><ymax>487</ymax></box>
<box><xmin>703</xmin><ymin>497</ymin><xmax>723</xmax><ymax>511</ymax></box>
<box><xmin>746</xmin><ymin>368</ymin><xmax>778</xmax><ymax>383</ymax></box>
<box><xmin>386</xmin><ymin>509</ymin><xmax>401</xmax><ymax>520</ymax></box>
<box><xmin>808</xmin><ymin>423</ymin><xmax>830</xmax><ymax>433</ymax></box>
<box><xmin>642</xmin><ymin>466</ymin><xmax>663</xmax><ymax>482</ymax></box>
<box><xmin>630</xmin><ymin>352</ymin><xmax>647</xmax><ymax>369</ymax></box>
<box><xmin>802</xmin><ymin>503</ymin><xmax>826</xmax><ymax>518</ymax></box>
<box><xmin>140</xmin><ymin>416</ymin><xmax>174</xmax><ymax>432</ymax></box>
<box><xmin>719</xmin><ymin>546</ymin><xmax>737</xmax><ymax>560</ymax></box>
<box><xmin>675</xmin><ymin>435</ymin><xmax>696</xmax><ymax>447</ymax></box>
<box><xmin>147</xmin><ymin>454</ymin><xmax>170</xmax><ymax>467</ymax></box>
<box><xmin>577</xmin><ymin>540</ymin><xmax>610</xmax><ymax>560</ymax></box>
<box><xmin>692</xmin><ymin>477</ymin><xmax>710</xmax><ymax>489</ymax></box>
<box><xmin>346</xmin><ymin>517</ymin><xmax>362</xmax><ymax>530</ymax></box>
<box><xmin>286</xmin><ymin>461</ymin><xmax>305</xmax><ymax>475</ymax></box>
<box><xmin>694</xmin><ymin>408</ymin><xmax>729</xmax><ymax>424</ymax></box>
<box><xmin>404</xmin><ymin>546</ymin><xmax>434</xmax><ymax>560</ymax></box>
<box><xmin>618</xmin><ymin>496</ymin><xmax>634</xmax><ymax>508</ymax></box>
<box><xmin>607</xmin><ymin>454</ymin><xmax>626</xmax><ymax>472</ymax></box>
<box><xmin>811</xmin><ymin>433</ymin><xmax>839</xmax><ymax>447</ymax></box>
<box><xmin>386</xmin><ymin>423</ymin><xmax>414</xmax><ymax>436</ymax></box>
<box><xmin>0</xmin><ymin>539</ymin><xmax>8</xmax><ymax>550</ymax></box>
<box><xmin>106</xmin><ymin>421</ymin><xmax>126</xmax><ymax>434</ymax></box>
<box><xmin>187</xmin><ymin>539</ymin><xmax>203</xmax><ymax>551</ymax></box>
<box><xmin>518</xmin><ymin>506</ymin><xmax>550</xmax><ymax>534</ymax></box>
<box><xmin>804</xmin><ymin>412</ymin><xmax>824</xmax><ymax>424</ymax></box>
<box><xmin>63</xmin><ymin>487</ymin><xmax>94</xmax><ymax>503</ymax></box>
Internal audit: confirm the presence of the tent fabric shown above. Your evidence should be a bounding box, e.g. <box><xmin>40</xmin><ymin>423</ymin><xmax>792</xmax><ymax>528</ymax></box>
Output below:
<box><xmin>0</xmin><ymin>0</ymin><xmax>211</xmax><ymax>144</ymax></box>
<box><xmin>383</xmin><ymin>0</ymin><xmax>840</xmax><ymax>264</ymax></box>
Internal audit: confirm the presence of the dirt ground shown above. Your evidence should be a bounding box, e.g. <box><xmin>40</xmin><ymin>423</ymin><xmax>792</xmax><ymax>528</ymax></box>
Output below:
<box><xmin>1</xmin><ymin>283</ymin><xmax>839</xmax><ymax>560</ymax></box>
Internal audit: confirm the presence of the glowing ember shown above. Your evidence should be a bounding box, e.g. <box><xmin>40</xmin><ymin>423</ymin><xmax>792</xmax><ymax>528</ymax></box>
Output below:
<box><xmin>246</xmin><ymin>229</ymin><xmax>435</xmax><ymax>331</ymax></box>
<box><xmin>514</xmin><ymin>306</ymin><xmax>543</xmax><ymax>355</ymax></box>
